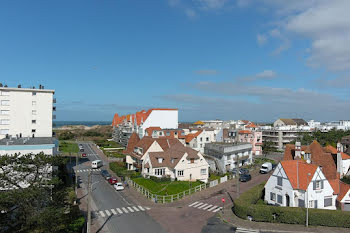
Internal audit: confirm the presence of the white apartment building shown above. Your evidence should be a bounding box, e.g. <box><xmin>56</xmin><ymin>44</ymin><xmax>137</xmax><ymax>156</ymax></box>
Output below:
<box><xmin>0</xmin><ymin>85</ymin><xmax>55</xmax><ymax>140</ymax></box>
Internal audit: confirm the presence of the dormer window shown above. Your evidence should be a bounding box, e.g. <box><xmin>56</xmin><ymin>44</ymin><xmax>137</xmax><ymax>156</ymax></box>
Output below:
<box><xmin>166</xmin><ymin>132</ymin><xmax>170</xmax><ymax>136</ymax></box>
<box><xmin>174</xmin><ymin>132</ymin><xmax>178</xmax><ymax>135</ymax></box>
<box><xmin>159</xmin><ymin>132</ymin><xmax>163</xmax><ymax>136</ymax></box>
<box><xmin>305</xmin><ymin>153</ymin><xmax>311</xmax><ymax>160</ymax></box>
<box><xmin>190</xmin><ymin>158</ymin><xmax>194</xmax><ymax>163</ymax></box>
<box><xmin>158</xmin><ymin>158</ymin><xmax>163</xmax><ymax>163</ymax></box>
<box><xmin>171</xmin><ymin>158</ymin><xmax>175</xmax><ymax>163</ymax></box>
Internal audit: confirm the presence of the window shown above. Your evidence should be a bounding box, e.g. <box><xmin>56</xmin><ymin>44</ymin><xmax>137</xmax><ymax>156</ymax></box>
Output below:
<box><xmin>277</xmin><ymin>195</ymin><xmax>283</xmax><ymax>204</ymax></box>
<box><xmin>157</xmin><ymin>158</ymin><xmax>163</xmax><ymax>163</ymax></box>
<box><xmin>32</xmin><ymin>110</ymin><xmax>37</xmax><ymax>115</ymax></box>
<box><xmin>32</xmin><ymin>129</ymin><xmax>36</xmax><ymax>133</ymax></box>
<box><xmin>0</xmin><ymin>129</ymin><xmax>9</xmax><ymax>135</ymax></box>
<box><xmin>200</xmin><ymin>144</ymin><xmax>202</xmax><ymax>148</ymax></box>
<box><xmin>1</xmin><ymin>100</ymin><xmax>9</xmax><ymax>106</ymax></box>
<box><xmin>147</xmin><ymin>168</ymin><xmax>150</xmax><ymax>173</ymax></box>
<box><xmin>324</xmin><ymin>197</ymin><xmax>332</xmax><ymax>207</ymax></box>
<box><xmin>1</xmin><ymin>110</ymin><xmax>9</xmax><ymax>115</ymax></box>
<box><xmin>32</xmin><ymin>101</ymin><xmax>36</xmax><ymax>106</ymax></box>
<box><xmin>32</xmin><ymin>120</ymin><xmax>36</xmax><ymax>124</ymax></box>
<box><xmin>316</xmin><ymin>181</ymin><xmax>321</xmax><ymax>189</ymax></box>
<box><xmin>200</xmin><ymin>169</ymin><xmax>207</xmax><ymax>175</ymax></box>
<box><xmin>174</xmin><ymin>132</ymin><xmax>178</xmax><ymax>135</ymax></box>
<box><xmin>0</xmin><ymin>119</ymin><xmax>9</xmax><ymax>125</ymax></box>
<box><xmin>277</xmin><ymin>177</ymin><xmax>283</xmax><ymax>186</ymax></box>
<box><xmin>190</xmin><ymin>158</ymin><xmax>194</xmax><ymax>163</ymax></box>
<box><xmin>178</xmin><ymin>170</ymin><xmax>184</xmax><ymax>176</ymax></box>
<box><xmin>200</xmin><ymin>137</ymin><xmax>203</xmax><ymax>142</ymax></box>
<box><xmin>270</xmin><ymin>192</ymin><xmax>276</xmax><ymax>201</ymax></box>
<box><xmin>309</xmin><ymin>200</ymin><xmax>314</xmax><ymax>208</ymax></box>
<box><xmin>313</xmin><ymin>180</ymin><xmax>323</xmax><ymax>190</ymax></box>
<box><xmin>32</xmin><ymin>92</ymin><xmax>36</xmax><ymax>96</ymax></box>
<box><xmin>159</xmin><ymin>132</ymin><xmax>163</xmax><ymax>136</ymax></box>
<box><xmin>166</xmin><ymin>132</ymin><xmax>170</xmax><ymax>136</ymax></box>
<box><xmin>155</xmin><ymin>168</ymin><xmax>165</xmax><ymax>176</ymax></box>
<box><xmin>206</xmin><ymin>137</ymin><xmax>209</xmax><ymax>142</ymax></box>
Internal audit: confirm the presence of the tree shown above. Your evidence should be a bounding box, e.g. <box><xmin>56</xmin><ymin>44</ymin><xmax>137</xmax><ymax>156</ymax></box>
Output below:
<box><xmin>262</xmin><ymin>140</ymin><xmax>276</xmax><ymax>155</ymax></box>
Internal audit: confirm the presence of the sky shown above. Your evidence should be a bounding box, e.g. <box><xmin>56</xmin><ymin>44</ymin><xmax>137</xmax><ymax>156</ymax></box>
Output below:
<box><xmin>1</xmin><ymin>0</ymin><xmax>350</xmax><ymax>122</ymax></box>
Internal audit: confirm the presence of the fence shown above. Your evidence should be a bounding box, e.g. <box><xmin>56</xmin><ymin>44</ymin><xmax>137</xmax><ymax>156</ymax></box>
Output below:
<box><xmin>129</xmin><ymin>174</ymin><xmax>234</xmax><ymax>204</ymax></box>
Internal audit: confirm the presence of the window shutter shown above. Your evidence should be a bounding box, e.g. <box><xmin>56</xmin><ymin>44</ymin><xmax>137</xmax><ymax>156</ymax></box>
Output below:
<box><xmin>313</xmin><ymin>181</ymin><xmax>316</xmax><ymax>190</ymax></box>
<box><xmin>321</xmin><ymin>180</ymin><xmax>324</xmax><ymax>189</ymax></box>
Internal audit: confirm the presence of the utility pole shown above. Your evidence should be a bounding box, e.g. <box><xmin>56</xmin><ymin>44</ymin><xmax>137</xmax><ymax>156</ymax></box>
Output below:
<box><xmin>87</xmin><ymin>170</ymin><xmax>92</xmax><ymax>233</ymax></box>
<box><xmin>236</xmin><ymin>154</ymin><xmax>239</xmax><ymax>195</ymax></box>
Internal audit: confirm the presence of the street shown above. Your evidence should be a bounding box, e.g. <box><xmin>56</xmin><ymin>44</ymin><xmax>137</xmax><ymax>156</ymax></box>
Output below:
<box><xmin>74</xmin><ymin>143</ymin><xmax>166</xmax><ymax>233</ymax></box>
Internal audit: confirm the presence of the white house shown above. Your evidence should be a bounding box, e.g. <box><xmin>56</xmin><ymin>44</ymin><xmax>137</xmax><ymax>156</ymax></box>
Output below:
<box><xmin>185</xmin><ymin>129</ymin><xmax>217</xmax><ymax>153</ymax></box>
<box><xmin>264</xmin><ymin>160</ymin><xmax>337</xmax><ymax>210</ymax></box>
<box><xmin>142</xmin><ymin>143</ymin><xmax>209</xmax><ymax>183</ymax></box>
<box><xmin>0</xmin><ymin>85</ymin><xmax>55</xmax><ymax>139</ymax></box>
<box><xmin>112</xmin><ymin>108</ymin><xmax>178</xmax><ymax>146</ymax></box>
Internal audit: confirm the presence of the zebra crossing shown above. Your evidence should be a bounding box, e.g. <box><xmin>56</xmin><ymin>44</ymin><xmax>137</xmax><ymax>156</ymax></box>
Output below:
<box><xmin>235</xmin><ymin>227</ymin><xmax>259</xmax><ymax>233</ymax></box>
<box><xmin>75</xmin><ymin>168</ymin><xmax>101</xmax><ymax>173</ymax></box>
<box><xmin>188</xmin><ymin>201</ymin><xmax>223</xmax><ymax>213</ymax></box>
<box><xmin>95</xmin><ymin>206</ymin><xmax>150</xmax><ymax>218</ymax></box>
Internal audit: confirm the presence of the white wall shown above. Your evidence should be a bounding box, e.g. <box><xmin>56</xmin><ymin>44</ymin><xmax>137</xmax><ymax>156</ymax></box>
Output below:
<box><xmin>0</xmin><ymin>87</ymin><xmax>54</xmax><ymax>139</ymax></box>
<box><xmin>140</xmin><ymin>110</ymin><xmax>178</xmax><ymax>137</ymax></box>
<box><xmin>174</xmin><ymin>152</ymin><xmax>209</xmax><ymax>183</ymax></box>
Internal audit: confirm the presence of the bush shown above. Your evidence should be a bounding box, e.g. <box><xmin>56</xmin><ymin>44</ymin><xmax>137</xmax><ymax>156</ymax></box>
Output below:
<box><xmin>83</xmin><ymin>130</ymin><xmax>103</xmax><ymax>137</ymax></box>
<box><xmin>66</xmin><ymin>216</ymin><xmax>85</xmax><ymax>233</ymax></box>
<box><xmin>109</xmin><ymin>162</ymin><xmax>138</xmax><ymax>179</ymax></box>
<box><xmin>59</xmin><ymin>131</ymin><xmax>75</xmax><ymax>140</ymax></box>
<box><xmin>233</xmin><ymin>182</ymin><xmax>350</xmax><ymax>228</ymax></box>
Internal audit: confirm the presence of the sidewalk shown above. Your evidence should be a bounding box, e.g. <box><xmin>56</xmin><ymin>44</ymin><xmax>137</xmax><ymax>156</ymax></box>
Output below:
<box><xmin>219</xmin><ymin>204</ymin><xmax>350</xmax><ymax>233</ymax></box>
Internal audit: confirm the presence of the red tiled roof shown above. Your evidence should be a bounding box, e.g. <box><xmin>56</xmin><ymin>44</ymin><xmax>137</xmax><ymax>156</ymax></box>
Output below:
<box><xmin>329</xmin><ymin>179</ymin><xmax>340</xmax><ymax>195</ymax></box>
<box><xmin>245</xmin><ymin>123</ymin><xmax>257</xmax><ymax>128</ymax></box>
<box><xmin>338</xmin><ymin>181</ymin><xmax>350</xmax><ymax>202</ymax></box>
<box><xmin>324</xmin><ymin>145</ymin><xmax>350</xmax><ymax>160</ymax></box>
<box><xmin>185</xmin><ymin>130</ymin><xmax>203</xmax><ymax>143</ymax></box>
<box><xmin>241</xmin><ymin>120</ymin><xmax>250</xmax><ymax>124</ymax></box>
<box><xmin>239</xmin><ymin>130</ymin><xmax>252</xmax><ymax>134</ymax></box>
<box><xmin>281</xmin><ymin>160</ymin><xmax>318</xmax><ymax>191</ymax></box>
<box><xmin>123</xmin><ymin>132</ymin><xmax>140</xmax><ymax>154</ymax></box>
<box><xmin>145</xmin><ymin>127</ymin><xmax>162</xmax><ymax>136</ymax></box>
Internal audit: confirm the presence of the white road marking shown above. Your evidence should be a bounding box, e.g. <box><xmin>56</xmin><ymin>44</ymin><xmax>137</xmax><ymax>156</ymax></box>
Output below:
<box><xmin>116</xmin><ymin>208</ymin><xmax>123</xmax><ymax>214</ymax></box>
<box><xmin>122</xmin><ymin>207</ymin><xmax>129</xmax><ymax>213</ymax></box>
<box><xmin>197</xmin><ymin>203</ymin><xmax>209</xmax><ymax>209</ymax></box>
<box><xmin>207</xmin><ymin>205</ymin><xmax>218</xmax><ymax>211</ymax></box>
<box><xmin>111</xmin><ymin>209</ymin><xmax>117</xmax><ymax>215</ymax></box>
<box><xmin>133</xmin><ymin>206</ymin><xmax>140</xmax><ymax>212</ymax></box>
<box><xmin>105</xmin><ymin>210</ymin><xmax>111</xmax><ymax>216</ymax></box>
<box><xmin>127</xmin><ymin>207</ymin><xmax>134</xmax><ymax>212</ymax></box>
<box><xmin>192</xmin><ymin>202</ymin><xmax>203</xmax><ymax>208</ymax></box>
<box><xmin>195</xmin><ymin>203</ymin><xmax>207</xmax><ymax>209</ymax></box>
<box><xmin>202</xmin><ymin>204</ymin><xmax>213</xmax><ymax>210</ymax></box>
<box><xmin>235</xmin><ymin>228</ymin><xmax>259</xmax><ymax>233</ymax></box>
<box><xmin>99</xmin><ymin>211</ymin><xmax>106</xmax><ymax>217</ymax></box>
<box><xmin>145</xmin><ymin>207</ymin><xmax>151</xmax><ymax>210</ymax></box>
<box><xmin>138</xmin><ymin>206</ymin><xmax>145</xmax><ymax>211</ymax></box>
<box><xmin>188</xmin><ymin>201</ymin><xmax>199</xmax><ymax>207</ymax></box>
<box><xmin>212</xmin><ymin>207</ymin><xmax>223</xmax><ymax>213</ymax></box>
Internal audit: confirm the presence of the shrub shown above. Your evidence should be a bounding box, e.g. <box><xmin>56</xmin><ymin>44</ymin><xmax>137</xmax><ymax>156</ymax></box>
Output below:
<box><xmin>59</xmin><ymin>131</ymin><xmax>75</xmax><ymax>140</ymax></box>
<box><xmin>233</xmin><ymin>182</ymin><xmax>350</xmax><ymax>228</ymax></box>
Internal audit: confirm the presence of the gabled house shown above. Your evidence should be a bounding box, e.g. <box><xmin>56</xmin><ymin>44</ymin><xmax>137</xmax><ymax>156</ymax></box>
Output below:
<box><xmin>144</xmin><ymin>127</ymin><xmax>186</xmax><ymax>144</ymax></box>
<box><xmin>185</xmin><ymin>129</ymin><xmax>216</xmax><ymax>153</ymax></box>
<box><xmin>264</xmin><ymin>160</ymin><xmax>337</xmax><ymax>210</ymax></box>
<box><xmin>238</xmin><ymin>130</ymin><xmax>262</xmax><ymax>156</ymax></box>
<box><xmin>142</xmin><ymin>143</ymin><xmax>209</xmax><ymax>183</ymax></box>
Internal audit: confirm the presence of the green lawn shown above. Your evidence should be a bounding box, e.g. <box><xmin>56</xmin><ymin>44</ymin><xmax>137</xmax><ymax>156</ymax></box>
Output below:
<box><xmin>59</xmin><ymin>141</ymin><xmax>79</xmax><ymax>153</ymax></box>
<box><xmin>96</xmin><ymin>139</ymin><xmax>123</xmax><ymax>148</ymax></box>
<box><xmin>132</xmin><ymin>177</ymin><xmax>202</xmax><ymax>195</ymax></box>
<box><xmin>102</xmin><ymin>149</ymin><xmax>126</xmax><ymax>158</ymax></box>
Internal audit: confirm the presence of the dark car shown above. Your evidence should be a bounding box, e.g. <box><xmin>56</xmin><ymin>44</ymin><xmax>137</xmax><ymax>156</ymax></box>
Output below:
<box><xmin>108</xmin><ymin>177</ymin><xmax>118</xmax><ymax>185</ymax></box>
<box><xmin>239</xmin><ymin>173</ymin><xmax>251</xmax><ymax>182</ymax></box>
<box><xmin>239</xmin><ymin>168</ymin><xmax>249</xmax><ymax>174</ymax></box>
<box><xmin>101</xmin><ymin>170</ymin><xmax>111</xmax><ymax>180</ymax></box>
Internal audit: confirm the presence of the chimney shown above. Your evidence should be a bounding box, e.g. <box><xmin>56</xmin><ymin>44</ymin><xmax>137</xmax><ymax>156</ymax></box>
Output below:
<box><xmin>42</xmin><ymin>85</ymin><xmax>44</xmax><ymax>89</ymax></box>
<box><xmin>337</xmin><ymin>142</ymin><xmax>343</xmax><ymax>177</ymax></box>
<box><xmin>4</xmin><ymin>85</ymin><xmax>8</xmax><ymax>88</ymax></box>
<box><xmin>18</xmin><ymin>84</ymin><xmax>21</xmax><ymax>88</ymax></box>
<box><xmin>0</xmin><ymin>83</ymin><xmax>2</xmax><ymax>87</ymax></box>
<box><xmin>337</xmin><ymin>142</ymin><xmax>343</xmax><ymax>152</ymax></box>
<box><xmin>295</xmin><ymin>141</ymin><xmax>301</xmax><ymax>159</ymax></box>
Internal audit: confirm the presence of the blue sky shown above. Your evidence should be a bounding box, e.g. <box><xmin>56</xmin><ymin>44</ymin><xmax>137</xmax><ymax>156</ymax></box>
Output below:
<box><xmin>1</xmin><ymin>0</ymin><xmax>350</xmax><ymax>122</ymax></box>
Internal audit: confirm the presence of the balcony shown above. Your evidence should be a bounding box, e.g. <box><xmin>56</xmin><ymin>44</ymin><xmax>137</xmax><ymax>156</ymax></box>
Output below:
<box><xmin>53</xmin><ymin>98</ymin><xmax>56</xmax><ymax>103</ymax></box>
<box><xmin>53</xmin><ymin>106</ymin><xmax>56</xmax><ymax>111</ymax></box>
<box><xmin>52</xmin><ymin>115</ymin><xmax>56</xmax><ymax>120</ymax></box>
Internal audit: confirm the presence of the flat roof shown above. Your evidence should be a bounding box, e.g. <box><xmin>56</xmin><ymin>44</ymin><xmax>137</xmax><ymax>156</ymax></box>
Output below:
<box><xmin>0</xmin><ymin>137</ymin><xmax>57</xmax><ymax>146</ymax></box>
<box><xmin>0</xmin><ymin>87</ymin><xmax>55</xmax><ymax>94</ymax></box>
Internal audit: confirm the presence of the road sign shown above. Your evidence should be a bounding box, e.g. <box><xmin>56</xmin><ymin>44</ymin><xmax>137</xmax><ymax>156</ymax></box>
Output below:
<box><xmin>221</xmin><ymin>198</ymin><xmax>225</xmax><ymax>203</ymax></box>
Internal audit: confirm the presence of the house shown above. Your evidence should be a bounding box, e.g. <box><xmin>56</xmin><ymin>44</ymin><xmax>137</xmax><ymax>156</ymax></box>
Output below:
<box><xmin>144</xmin><ymin>127</ymin><xmax>186</xmax><ymax>144</ymax></box>
<box><xmin>216</xmin><ymin>128</ymin><xmax>237</xmax><ymax>143</ymax></box>
<box><xmin>204</xmin><ymin>142</ymin><xmax>253</xmax><ymax>173</ymax></box>
<box><xmin>273</xmin><ymin>118</ymin><xmax>307</xmax><ymax>128</ymax></box>
<box><xmin>264</xmin><ymin>160</ymin><xmax>337</xmax><ymax>210</ymax></box>
<box><xmin>123</xmin><ymin>133</ymin><xmax>182</xmax><ymax>170</ymax></box>
<box><xmin>142</xmin><ymin>143</ymin><xmax>209</xmax><ymax>183</ymax></box>
<box><xmin>330</xmin><ymin>180</ymin><xmax>350</xmax><ymax>211</ymax></box>
<box><xmin>238</xmin><ymin>130</ymin><xmax>262</xmax><ymax>156</ymax></box>
<box><xmin>112</xmin><ymin>108</ymin><xmax>178</xmax><ymax>146</ymax></box>
<box><xmin>185</xmin><ymin>129</ymin><xmax>216</xmax><ymax>153</ymax></box>
<box><xmin>341</xmin><ymin>135</ymin><xmax>350</xmax><ymax>154</ymax></box>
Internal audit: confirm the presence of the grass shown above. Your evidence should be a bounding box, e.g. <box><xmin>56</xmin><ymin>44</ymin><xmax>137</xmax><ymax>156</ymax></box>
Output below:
<box><xmin>102</xmin><ymin>148</ymin><xmax>126</xmax><ymax>158</ymax></box>
<box><xmin>132</xmin><ymin>177</ymin><xmax>202</xmax><ymax>195</ymax></box>
<box><xmin>96</xmin><ymin>139</ymin><xmax>123</xmax><ymax>149</ymax></box>
<box><xmin>59</xmin><ymin>141</ymin><xmax>79</xmax><ymax>153</ymax></box>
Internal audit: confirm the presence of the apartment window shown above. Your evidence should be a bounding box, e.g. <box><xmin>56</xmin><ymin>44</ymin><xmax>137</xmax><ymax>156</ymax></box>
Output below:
<box><xmin>166</xmin><ymin>132</ymin><xmax>170</xmax><ymax>136</ymax></box>
<box><xmin>174</xmin><ymin>132</ymin><xmax>178</xmax><ymax>135</ymax></box>
<box><xmin>0</xmin><ymin>119</ymin><xmax>10</xmax><ymax>125</ymax></box>
<box><xmin>32</xmin><ymin>120</ymin><xmax>36</xmax><ymax>124</ymax></box>
<box><xmin>32</xmin><ymin>110</ymin><xmax>37</xmax><ymax>115</ymax></box>
<box><xmin>32</xmin><ymin>101</ymin><xmax>36</xmax><ymax>106</ymax></box>
<box><xmin>277</xmin><ymin>177</ymin><xmax>283</xmax><ymax>186</ymax></box>
<box><xmin>0</xmin><ymin>129</ymin><xmax>9</xmax><ymax>135</ymax></box>
<box><xmin>32</xmin><ymin>129</ymin><xmax>36</xmax><ymax>133</ymax></box>
<box><xmin>277</xmin><ymin>195</ymin><xmax>283</xmax><ymax>204</ymax></box>
<box><xmin>313</xmin><ymin>180</ymin><xmax>323</xmax><ymax>190</ymax></box>
<box><xmin>147</xmin><ymin>168</ymin><xmax>150</xmax><ymax>173</ymax></box>
<box><xmin>190</xmin><ymin>158</ymin><xmax>194</xmax><ymax>163</ymax></box>
<box><xmin>309</xmin><ymin>200</ymin><xmax>314</xmax><ymax>208</ymax></box>
<box><xmin>32</xmin><ymin>92</ymin><xmax>37</xmax><ymax>96</ymax></box>
<box><xmin>200</xmin><ymin>169</ymin><xmax>207</xmax><ymax>175</ymax></box>
<box><xmin>1</xmin><ymin>110</ymin><xmax>9</xmax><ymax>115</ymax></box>
<box><xmin>324</xmin><ymin>197</ymin><xmax>332</xmax><ymax>207</ymax></box>
<box><xmin>200</xmin><ymin>137</ymin><xmax>203</xmax><ymax>142</ymax></box>
<box><xmin>1</xmin><ymin>100</ymin><xmax>9</xmax><ymax>106</ymax></box>
<box><xmin>178</xmin><ymin>170</ymin><xmax>184</xmax><ymax>176</ymax></box>
<box><xmin>270</xmin><ymin>192</ymin><xmax>276</xmax><ymax>201</ymax></box>
<box><xmin>206</xmin><ymin>137</ymin><xmax>209</xmax><ymax>142</ymax></box>
<box><xmin>159</xmin><ymin>132</ymin><xmax>163</xmax><ymax>136</ymax></box>
<box><xmin>0</xmin><ymin>91</ymin><xmax>9</xmax><ymax>96</ymax></box>
<box><xmin>155</xmin><ymin>168</ymin><xmax>165</xmax><ymax>176</ymax></box>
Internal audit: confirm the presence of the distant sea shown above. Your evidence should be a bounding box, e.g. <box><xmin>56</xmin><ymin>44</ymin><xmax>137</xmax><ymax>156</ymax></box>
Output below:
<box><xmin>53</xmin><ymin>121</ymin><xmax>111</xmax><ymax>128</ymax></box>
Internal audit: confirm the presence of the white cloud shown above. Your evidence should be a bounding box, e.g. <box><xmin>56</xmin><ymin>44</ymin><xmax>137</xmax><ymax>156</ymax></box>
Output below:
<box><xmin>185</xmin><ymin>8</ymin><xmax>197</xmax><ymax>18</ymax></box>
<box><xmin>256</xmin><ymin>34</ymin><xmax>267</xmax><ymax>46</ymax></box>
<box><xmin>255</xmin><ymin>70</ymin><xmax>276</xmax><ymax>79</ymax></box>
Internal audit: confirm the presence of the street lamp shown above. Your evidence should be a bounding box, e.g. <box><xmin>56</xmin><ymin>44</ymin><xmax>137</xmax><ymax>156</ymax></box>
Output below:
<box><xmin>306</xmin><ymin>172</ymin><xmax>311</xmax><ymax>227</ymax></box>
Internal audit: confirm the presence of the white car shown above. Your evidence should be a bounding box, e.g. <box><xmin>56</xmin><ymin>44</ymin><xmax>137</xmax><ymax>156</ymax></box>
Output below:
<box><xmin>114</xmin><ymin>183</ymin><xmax>124</xmax><ymax>191</ymax></box>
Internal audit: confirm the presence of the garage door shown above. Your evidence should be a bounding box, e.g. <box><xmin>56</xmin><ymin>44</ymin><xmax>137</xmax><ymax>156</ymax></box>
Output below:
<box><xmin>344</xmin><ymin>203</ymin><xmax>350</xmax><ymax>211</ymax></box>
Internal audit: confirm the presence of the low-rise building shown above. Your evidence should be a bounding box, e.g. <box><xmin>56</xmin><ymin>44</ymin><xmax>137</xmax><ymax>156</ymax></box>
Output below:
<box><xmin>0</xmin><ymin>137</ymin><xmax>59</xmax><ymax>156</ymax></box>
<box><xmin>238</xmin><ymin>130</ymin><xmax>262</xmax><ymax>156</ymax></box>
<box><xmin>204</xmin><ymin>142</ymin><xmax>253</xmax><ymax>173</ymax></box>
<box><xmin>185</xmin><ymin>129</ymin><xmax>217</xmax><ymax>153</ymax></box>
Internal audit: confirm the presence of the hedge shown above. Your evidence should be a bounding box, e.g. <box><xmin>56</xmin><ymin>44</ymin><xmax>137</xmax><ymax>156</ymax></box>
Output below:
<box><xmin>109</xmin><ymin>162</ymin><xmax>141</xmax><ymax>179</ymax></box>
<box><xmin>233</xmin><ymin>182</ymin><xmax>350</xmax><ymax>228</ymax></box>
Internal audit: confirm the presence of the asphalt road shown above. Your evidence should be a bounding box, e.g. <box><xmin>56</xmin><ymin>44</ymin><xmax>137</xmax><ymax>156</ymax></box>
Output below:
<box><xmin>75</xmin><ymin>143</ymin><xmax>166</xmax><ymax>233</ymax></box>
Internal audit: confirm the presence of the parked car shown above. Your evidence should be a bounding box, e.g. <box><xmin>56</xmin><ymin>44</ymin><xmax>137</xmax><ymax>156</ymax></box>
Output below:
<box><xmin>239</xmin><ymin>168</ymin><xmax>249</xmax><ymax>174</ymax></box>
<box><xmin>114</xmin><ymin>183</ymin><xmax>124</xmax><ymax>191</ymax></box>
<box><xmin>100</xmin><ymin>170</ymin><xmax>111</xmax><ymax>180</ymax></box>
<box><xmin>239</xmin><ymin>173</ymin><xmax>251</xmax><ymax>182</ymax></box>
<box><xmin>82</xmin><ymin>153</ymin><xmax>87</xmax><ymax>157</ymax></box>
<box><xmin>108</xmin><ymin>177</ymin><xmax>118</xmax><ymax>185</ymax></box>
<box><xmin>260</xmin><ymin>162</ymin><xmax>273</xmax><ymax>174</ymax></box>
